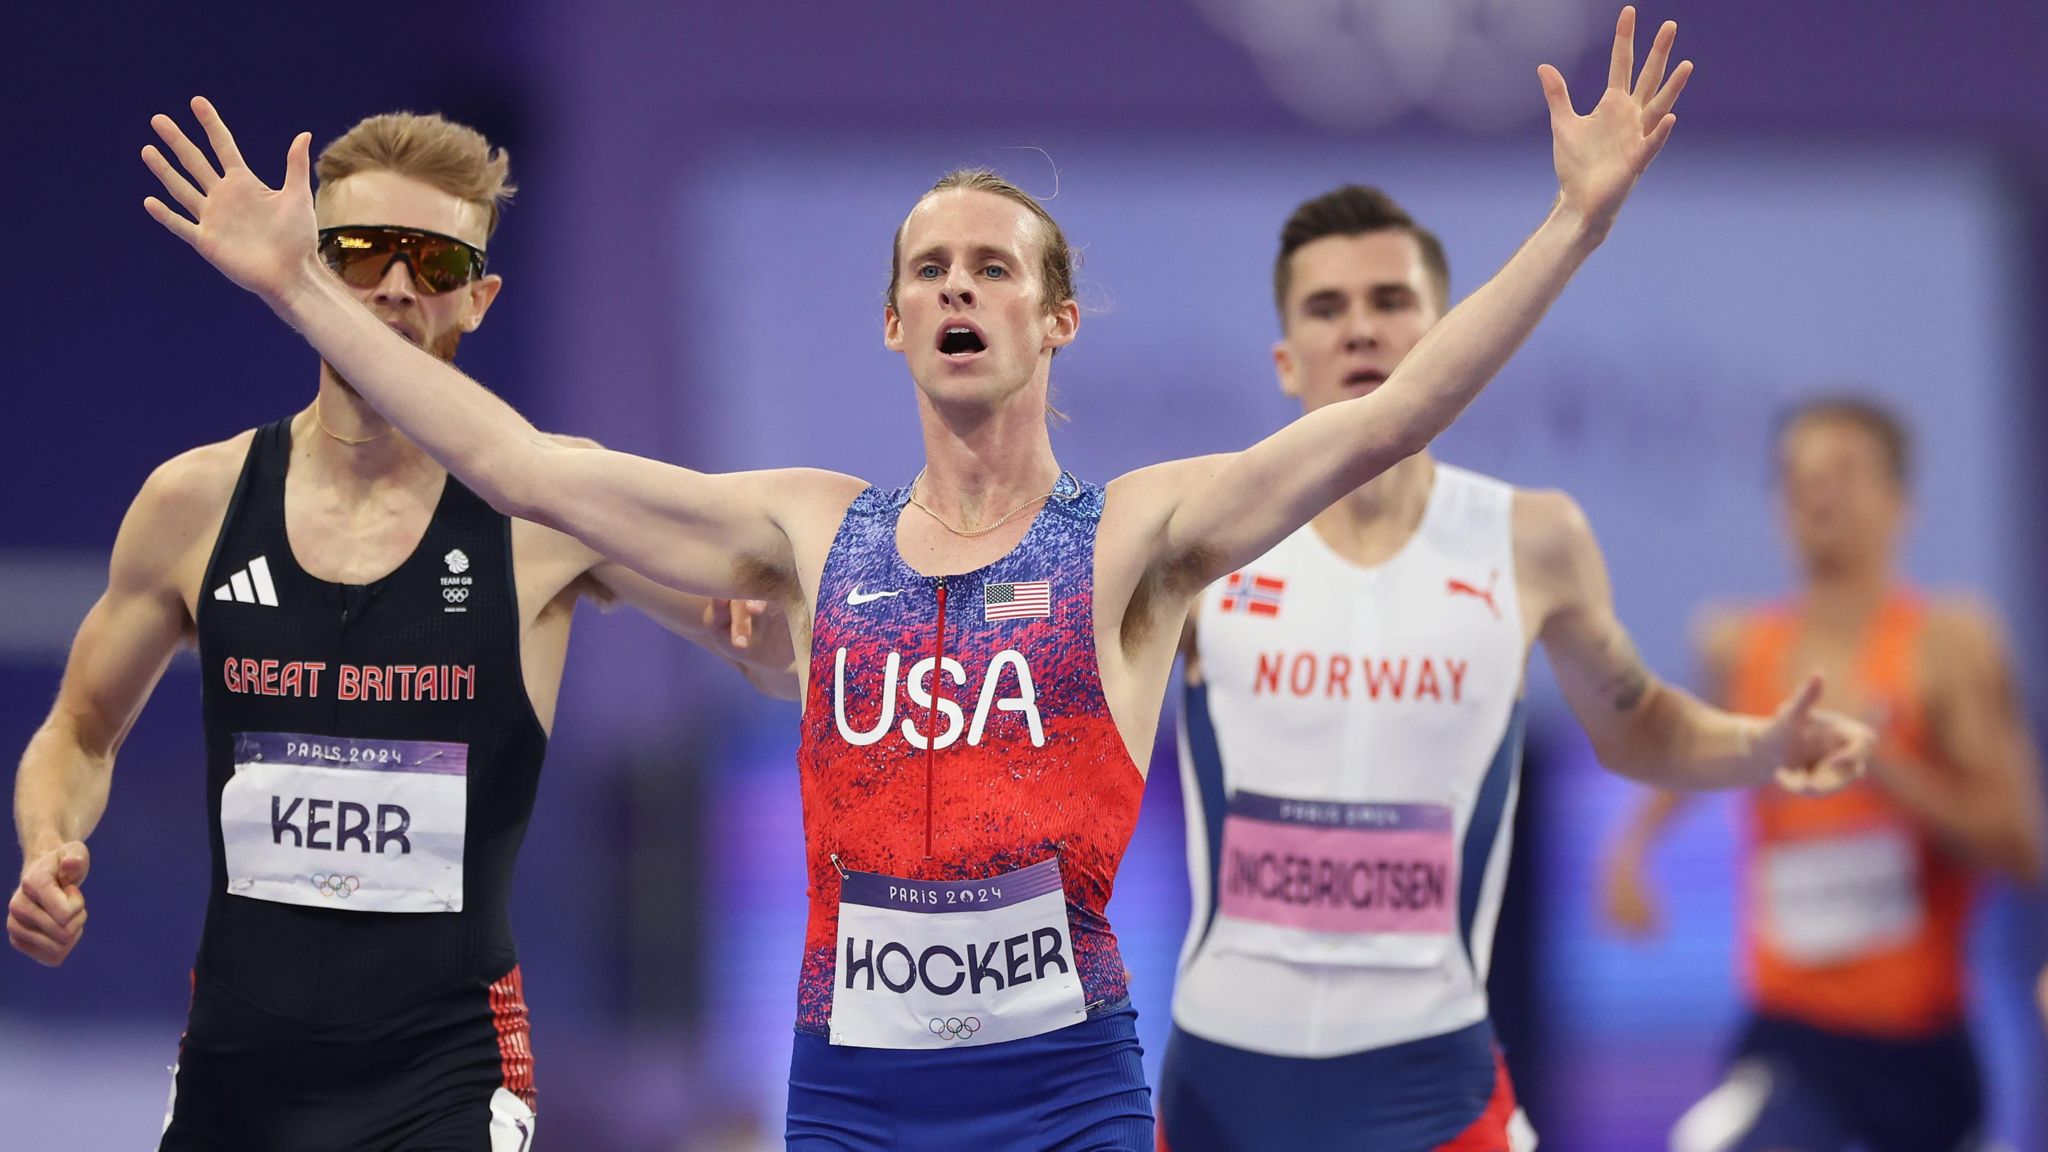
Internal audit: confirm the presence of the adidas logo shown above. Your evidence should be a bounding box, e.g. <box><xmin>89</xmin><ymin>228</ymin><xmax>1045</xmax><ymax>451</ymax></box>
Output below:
<box><xmin>213</xmin><ymin>556</ymin><xmax>279</xmax><ymax>607</ymax></box>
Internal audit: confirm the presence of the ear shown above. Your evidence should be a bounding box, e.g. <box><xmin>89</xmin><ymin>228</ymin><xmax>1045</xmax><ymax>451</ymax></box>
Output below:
<box><xmin>883</xmin><ymin>304</ymin><xmax>905</xmax><ymax>353</ymax></box>
<box><xmin>464</xmin><ymin>273</ymin><xmax>505</xmax><ymax>331</ymax></box>
<box><xmin>1044</xmin><ymin>297</ymin><xmax>1080</xmax><ymax>352</ymax></box>
<box><xmin>1274</xmin><ymin>338</ymin><xmax>1303</xmax><ymax>399</ymax></box>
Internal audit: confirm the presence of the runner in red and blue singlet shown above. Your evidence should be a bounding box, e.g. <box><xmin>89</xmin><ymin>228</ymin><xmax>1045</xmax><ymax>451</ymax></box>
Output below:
<box><xmin>787</xmin><ymin>473</ymin><xmax>1153</xmax><ymax>1145</ymax></box>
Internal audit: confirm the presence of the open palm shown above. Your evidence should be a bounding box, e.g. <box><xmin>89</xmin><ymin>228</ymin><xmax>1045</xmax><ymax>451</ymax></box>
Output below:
<box><xmin>143</xmin><ymin>97</ymin><xmax>318</xmax><ymax>305</ymax></box>
<box><xmin>1540</xmin><ymin>7</ymin><xmax>1692</xmax><ymax>237</ymax></box>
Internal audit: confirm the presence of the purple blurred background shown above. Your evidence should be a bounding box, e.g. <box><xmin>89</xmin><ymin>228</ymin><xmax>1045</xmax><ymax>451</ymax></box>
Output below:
<box><xmin>6</xmin><ymin>2</ymin><xmax>2046</xmax><ymax>1148</ymax></box>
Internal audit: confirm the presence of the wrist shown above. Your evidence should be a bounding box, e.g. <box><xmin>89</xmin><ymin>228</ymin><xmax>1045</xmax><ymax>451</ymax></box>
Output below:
<box><xmin>1543</xmin><ymin>198</ymin><xmax>1611</xmax><ymax>258</ymax></box>
<box><xmin>267</xmin><ymin>251</ymin><xmax>334</xmax><ymax>323</ymax></box>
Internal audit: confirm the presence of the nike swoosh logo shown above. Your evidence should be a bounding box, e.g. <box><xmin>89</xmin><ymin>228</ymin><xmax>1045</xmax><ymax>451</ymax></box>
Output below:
<box><xmin>848</xmin><ymin>588</ymin><xmax>903</xmax><ymax>606</ymax></box>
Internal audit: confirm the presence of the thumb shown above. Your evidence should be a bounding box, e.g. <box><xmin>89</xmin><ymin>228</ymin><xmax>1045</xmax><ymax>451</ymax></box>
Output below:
<box><xmin>285</xmin><ymin>132</ymin><xmax>313</xmax><ymax>196</ymax></box>
<box><xmin>55</xmin><ymin>842</ymin><xmax>90</xmax><ymax>887</ymax></box>
<box><xmin>1781</xmin><ymin>670</ymin><xmax>1824</xmax><ymax>724</ymax></box>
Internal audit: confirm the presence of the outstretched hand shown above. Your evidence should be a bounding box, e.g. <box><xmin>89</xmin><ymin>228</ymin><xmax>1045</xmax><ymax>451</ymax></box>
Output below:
<box><xmin>143</xmin><ymin>97</ymin><xmax>318</xmax><ymax>306</ymax></box>
<box><xmin>1758</xmin><ymin>673</ymin><xmax>1875</xmax><ymax>796</ymax></box>
<box><xmin>1539</xmin><ymin>7</ymin><xmax>1692</xmax><ymax>237</ymax></box>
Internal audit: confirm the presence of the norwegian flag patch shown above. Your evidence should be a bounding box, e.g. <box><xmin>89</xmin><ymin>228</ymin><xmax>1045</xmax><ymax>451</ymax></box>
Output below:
<box><xmin>984</xmin><ymin>580</ymin><xmax>1052</xmax><ymax>621</ymax></box>
<box><xmin>1219</xmin><ymin>571</ymin><xmax>1285</xmax><ymax>617</ymax></box>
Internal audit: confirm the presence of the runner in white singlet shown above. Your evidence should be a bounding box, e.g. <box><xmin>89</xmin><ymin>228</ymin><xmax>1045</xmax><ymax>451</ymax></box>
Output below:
<box><xmin>1159</xmin><ymin>182</ymin><xmax>1874</xmax><ymax>1152</ymax></box>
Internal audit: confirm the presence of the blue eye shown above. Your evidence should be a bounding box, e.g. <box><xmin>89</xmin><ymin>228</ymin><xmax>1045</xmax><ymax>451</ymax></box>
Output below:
<box><xmin>918</xmin><ymin>265</ymin><xmax>941</xmax><ymax>280</ymax></box>
<box><xmin>983</xmin><ymin>265</ymin><xmax>1006</xmax><ymax>279</ymax></box>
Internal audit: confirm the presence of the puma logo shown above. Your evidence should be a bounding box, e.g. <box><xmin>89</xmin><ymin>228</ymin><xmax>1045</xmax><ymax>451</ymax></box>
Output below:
<box><xmin>848</xmin><ymin>587</ymin><xmax>903</xmax><ymax>607</ymax></box>
<box><xmin>1446</xmin><ymin>571</ymin><xmax>1501</xmax><ymax>620</ymax></box>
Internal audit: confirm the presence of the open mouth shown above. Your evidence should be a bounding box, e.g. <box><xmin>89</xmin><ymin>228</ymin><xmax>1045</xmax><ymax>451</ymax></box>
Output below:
<box><xmin>937</xmin><ymin>324</ymin><xmax>987</xmax><ymax>357</ymax></box>
<box><xmin>1344</xmin><ymin>369</ymin><xmax>1388</xmax><ymax>388</ymax></box>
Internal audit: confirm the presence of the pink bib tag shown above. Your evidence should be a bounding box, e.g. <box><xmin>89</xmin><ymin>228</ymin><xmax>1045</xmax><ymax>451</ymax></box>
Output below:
<box><xmin>1216</xmin><ymin>793</ymin><xmax>1456</xmax><ymax>936</ymax></box>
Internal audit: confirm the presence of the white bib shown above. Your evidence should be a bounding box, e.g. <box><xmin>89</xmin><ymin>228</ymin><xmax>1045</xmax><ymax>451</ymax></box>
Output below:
<box><xmin>828</xmin><ymin>857</ymin><xmax>1088</xmax><ymax>1049</ymax></box>
<box><xmin>1761</xmin><ymin>827</ymin><xmax>1924</xmax><ymax>965</ymax></box>
<box><xmin>221</xmin><ymin>731</ymin><xmax>467</xmax><ymax>914</ymax></box>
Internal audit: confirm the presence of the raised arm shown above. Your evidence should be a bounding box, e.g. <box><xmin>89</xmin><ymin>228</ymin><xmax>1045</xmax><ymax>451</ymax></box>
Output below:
<box><xmin>9</xmin><ymin>450</ymin><xmax>226</xmax><ymax>965</ymax></box>
<box><xmin>1524</xmin><ymin>490</ymin><xmax>1870</xmax><ymax>793</ymax></box>
<box><xmin>1155</xmin><ymin>8</ymin><xmax>1689</xmax><ymax>585</ymax></box>
<box><xmin>140</xmin><ymin>99</ymin><xmax>840</xmax><ymax>602</ymax></box>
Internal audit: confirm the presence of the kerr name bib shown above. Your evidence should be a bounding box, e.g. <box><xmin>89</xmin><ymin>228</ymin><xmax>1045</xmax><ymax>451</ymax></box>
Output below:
<box><xmin>829</xmin><ymin>857</ymin><xmax>1087</xmax><ymax>1049</ymax></box>
<box><xmin>1213</xmin><ymin>792</ymin><xmax>1456</xmax><ymax>968</ymax></box>
<box><xmin>220</xmin><ymin>731</ymin><xmax>468</xmax><ymax>914</ymax></box>
<box><xmin>1762</xmin><ymin>826</ymin><xmax>1924</xmax><ymax>965</ymax></box>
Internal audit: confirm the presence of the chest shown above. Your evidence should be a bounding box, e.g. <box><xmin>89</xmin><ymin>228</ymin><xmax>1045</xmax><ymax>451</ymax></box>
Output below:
<box><xmin>285</xmin><ymin>473</ymin><xmax>445</xmax><ymax>586</ymax></box>
<box><xmin>1198</xmin><ymin>535</ymin><xmax>1525</xmax><ymax>797</ymax></box>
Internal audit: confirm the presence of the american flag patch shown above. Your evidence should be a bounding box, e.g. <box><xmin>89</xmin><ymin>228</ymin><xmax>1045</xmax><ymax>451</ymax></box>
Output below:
<box><xmin>984</xmin><ymin>580</ymin><xmax>1052</xmax><ymax>621</ymax></box>
<box><xmin>1219</xmin><ymin>571</ymin><xmax>1284</xmax><ymax>617</ymax></box>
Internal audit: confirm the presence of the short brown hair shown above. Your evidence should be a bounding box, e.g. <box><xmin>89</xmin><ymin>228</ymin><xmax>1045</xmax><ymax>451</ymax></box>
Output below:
<box><xmin>887</xmin><ymin>168</ymin><xmax>1077</xmax><ymax>316</ymax></box>
<box><xmin>1274</xmin><ymin>185</ymin><xmax>1449</xmax><ymax>321</ymax></box>
<box><xmin>315</xmin><ymin>112</ymin><xmax>515</xmax><ymax>240</ymax></box>
<box><xmin>1778</xmin><ymin>395</ymin><xmax>1912</xmax><ymax>489</ymax></box>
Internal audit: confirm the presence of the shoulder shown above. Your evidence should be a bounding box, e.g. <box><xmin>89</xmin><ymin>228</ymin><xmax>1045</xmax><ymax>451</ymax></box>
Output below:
<box><xmin>1106</xmin><ymin>455</ymin><xmax>1236</xmax><ymax>528</ymax></box>
<box><xmin>1510</xmin><ymin>487</ymin><xmax>1597</xmax><ymax>581</ymax></box>
<box><xmin>110</xmin><ymin>430</ymin><xmax>256</xmax><ymax>591</ymax></box>
<box><xmin>1921</xmin><ymin>591</ymin><xmax>2013</xmax><ymax>677</ymax></box>
<box><xmin>1690</xmin><ymin>603</ymin><xmax>1753</xmax><ymax>677</ymax></box>
<box><xmin>128</xmin><ymin>431</ymin><xmax>255</xmax><ymax>546</ymax></box>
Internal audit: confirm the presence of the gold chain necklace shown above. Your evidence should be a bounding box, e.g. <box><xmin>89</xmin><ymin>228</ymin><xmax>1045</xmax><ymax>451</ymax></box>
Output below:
<box><xmin>313</xmin><ymin>395</ymin><xmax>390</xmax><ymax>446</ymax></box>
<box><xmin>906</xmin><ymin>468</ymin><xmax>1066</xmax><ymax>538</ymax></box>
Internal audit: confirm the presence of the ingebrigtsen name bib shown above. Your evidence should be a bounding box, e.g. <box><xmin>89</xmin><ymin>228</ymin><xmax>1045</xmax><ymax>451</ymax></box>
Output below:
<box><xmin>828</xmin><ymin>857</ymin><xmax>1088</xmax><ymax>1049</ymax></box>
<box><xmin>220</xmin><ymin>731</ymin><xmax>467</xmax><ymax>913</ymax></box>
<box><xmin>1213</xmin><ymin>792</ymin><xmax>1456</xmax><ymax>969</ymax></box>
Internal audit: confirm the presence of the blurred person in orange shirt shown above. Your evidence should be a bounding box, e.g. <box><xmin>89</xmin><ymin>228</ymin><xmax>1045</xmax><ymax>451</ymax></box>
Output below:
<box><xmin>1602</xmin><ymin>397</ymin><xmax>2046</xmax><ymax>1152</ymax></box>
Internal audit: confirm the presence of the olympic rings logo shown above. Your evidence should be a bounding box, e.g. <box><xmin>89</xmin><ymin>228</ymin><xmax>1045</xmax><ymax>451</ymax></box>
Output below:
<box><xmin>928</xmin><ymin>1016</ymin><xmax>982</xmax><ymax>1041</ymax></box>
<box><xmin>444</xmin><ymin>587</ymin><xmax>470</xmax><ymax>603</ymax></box>
<box><xmin>312</xmin><ymin>873</ymin><xmax>361</xmax><ymax>898</ymax></box>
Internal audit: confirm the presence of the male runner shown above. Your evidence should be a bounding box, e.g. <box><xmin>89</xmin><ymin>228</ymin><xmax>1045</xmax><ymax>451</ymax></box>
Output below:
<box><xmin>9</xmin><ymin>112</ymin><xmax>791</xmax><ymax>1150</ymax></box>
<box><xmin>1155</xmin><ymin>175</ymin><xmax>1877</xmax><ymax>1152</ymax></box>
<box><xmin>1601</xmin><ymin>398</ymin><xmax>2045</xmax><ymax>1152</ymax></box>
<box><xmin>141</xmin><ymin>13</ymin><xmax>1849</xmax><ymax>1148</ymax></box>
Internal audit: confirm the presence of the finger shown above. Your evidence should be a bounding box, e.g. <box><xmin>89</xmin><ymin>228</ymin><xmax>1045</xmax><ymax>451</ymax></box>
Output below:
<box><xmin>191</xmin><ymin>97</ymin><xmax>249</xmax><ymax>175</ymax></box>
<box><xmin>1773</xmin><ymin>765</ymin><xmax>1815</xmax><ymax>794</ymax></box>
<box><xmin>144</xmin><ymin>197</ymin><xmax>202</xmax><ymax>244</ymax></box>
<box><xmin>1538</xmin><ymin>64</ymin><xmax>1575</xmax><ymax>125</ymax></box>
<box><xmin>19</xmin><ymin>871</ymin><xmax>84</xmax><ymax>924</ymax></box>
<box><xmin>7</xmin><ymin>919</ymin><xmax>67</xmax><ymax>965</ymax></box>
<box><xmin>151</xmin><ymin>114</ymin><xmax>221</xmax><ymax>191</ymax></box>
<box><xmin>730</xmin><ymin>602</ymin><xmax>756</xmax><ymax>649</ymax></box>
<box><xmin>142</xmin><ymin>145</ymin><xmax>207</xmax><ymax>217</ymax></box>
<box><xmin>284</xmin><ymin>132</ymin><xmax>313</xmax><ymax>197</ymax></box>
<box><xmin>55</xmin><ymin>845</ymin><xmax>89</xmax><ymax>887</ymax></box>
<box><xmin>1644</xmin><ymin>59</ymin><xmax>1693</xmax><ymax>122</ymax></box>
<box><xmin>1634</xmin><ymin>20</ymin><xmax>1676</xmax><ymax>103</ymax></box>
<box><xmin>9</xmin><ymin>894</ymin><xmax>68</xmax><ymax>940</ymax></box>
<box><xmin>1607</xmin><ymin>6</ymin><xmax>1637</xmax><ymax>94</ymax></box>
<box><xmin>1784</xmin><ymin>671</ymin><xmax>1825</xmax><ymax>721</ymax></box>
<box><xmin>1639</xmin><ymin>113</ymin><xmax>1677</xmax><ymax>166</ymax></box>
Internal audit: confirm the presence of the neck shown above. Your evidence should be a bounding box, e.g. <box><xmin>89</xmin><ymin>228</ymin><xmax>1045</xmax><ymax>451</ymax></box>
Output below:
<box><xmin>298</xmin><ymin>368</ymin><xmax>441</xmax><ymax>489</ymax></box>
<box><xmin>1310</xmin><ymin>451</ymin><xmax>1436</xmax><ymax>559</ymax></box>
<box><xmin>1801</xmin><ymin>559</ymin><xmax>1893</xmax><ymax>635</ymax></box>
<box><xmin>911</xmin><ymin>370</ymin><xmax>1062</xmax><ymax>527</ymax></box>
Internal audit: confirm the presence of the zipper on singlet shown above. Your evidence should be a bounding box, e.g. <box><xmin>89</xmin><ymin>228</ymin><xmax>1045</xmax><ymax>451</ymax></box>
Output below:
<box><xmin>926</xmin><ymin>578</ymin><xmax>947</xmax><ymax>860</ymax></box>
